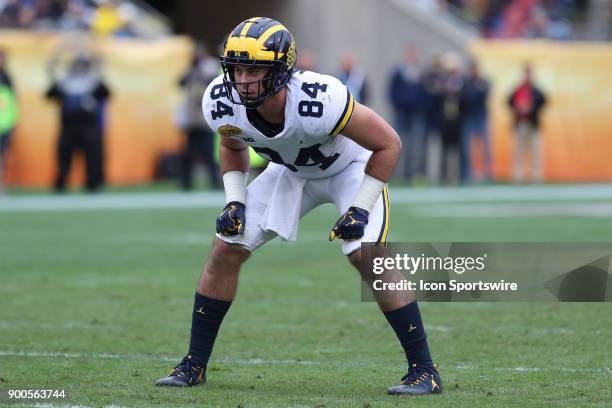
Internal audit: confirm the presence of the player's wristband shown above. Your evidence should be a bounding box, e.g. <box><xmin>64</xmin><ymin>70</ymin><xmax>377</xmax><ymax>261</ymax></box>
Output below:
<box><xmin>223</xmin><ymin>171</ymin><xmax>248</xmax><ymax>204</ymax></box>
<box><xmin>351</xmin><ymin>174</ymin><xmax>385</xmax><ymax>213</ymax></box>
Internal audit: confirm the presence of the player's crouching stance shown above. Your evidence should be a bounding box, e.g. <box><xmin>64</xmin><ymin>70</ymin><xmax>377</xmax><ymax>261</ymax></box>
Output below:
<box><xmin>155</xmin><ymin>17</ymin><xmax>442</xmax><ymax>396</ymax></box>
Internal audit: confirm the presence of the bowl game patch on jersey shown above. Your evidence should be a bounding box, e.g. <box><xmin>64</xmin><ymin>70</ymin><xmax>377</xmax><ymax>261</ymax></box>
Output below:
<box><xmin>218</xmin><ymin>124</ymin><xmax>243</xmax><ymax>138</ymax></box>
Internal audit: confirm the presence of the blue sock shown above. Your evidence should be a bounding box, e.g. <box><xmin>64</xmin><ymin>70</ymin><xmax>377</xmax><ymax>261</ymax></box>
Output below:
<box><xmin>188</xmin><ymin>292</ymin><xmax>232</xmax><ymax>367</ymax></box>
<box><xmin>383</xmin><ymin>301</ymin><xmax>434</xmax><ymax>369</ymax></box>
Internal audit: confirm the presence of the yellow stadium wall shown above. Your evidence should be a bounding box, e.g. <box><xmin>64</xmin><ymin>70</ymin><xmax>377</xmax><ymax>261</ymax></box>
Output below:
<box><xmin>3</xmin><ymin>35</ymin><xmax>611</xmax><ymax>187</ymax></box>
<box><xmin>470</xmin><ymin>40</ymin><xmax>612</xmax><ymax>182</ymax></box>
<box><xmin>1</xmin><ymin>32</ymin><xmax>192</xmax><ymax>188</ymax></box>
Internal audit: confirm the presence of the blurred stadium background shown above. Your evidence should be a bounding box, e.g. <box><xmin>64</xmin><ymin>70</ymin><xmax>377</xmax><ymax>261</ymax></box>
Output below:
<box><xmin>0</xmin><ymin>0</ymin><xmax>611</xmax><ymax>188</ymax></box>
<box><xmin>0</xmin><ymin>1</ymin><xmax>611</xmax><ymax>407</ymax></box>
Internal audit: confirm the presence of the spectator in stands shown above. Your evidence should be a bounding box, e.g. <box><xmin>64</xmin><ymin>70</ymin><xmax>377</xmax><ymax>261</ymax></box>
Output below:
<box><xmin>438</xmin><ymin>52</ymin><xmax>464</xmax><ymax>184</ymax></box>
<box><xmin>177</xmin><ymin>44</ymin><xmax>220</xmax><ymax>190</ymax></box>
<box><xmin>0</xmin><ymin>0</ymin><xmax>144</xmax><ymax>36</ymax></box>
<box><xmin>337</xmin><ymin>50</ymin><xmax>368</xmax><ymax>104</ymax></box>
<box><xmin>439</xmin><ymin>0</ymin><xmax>579</xmax><ymax>40</ymax></box>
<box><xmin>421</xmin><ymin>52</ymin><xmax>445</xmax><ymax>184</ymax></box>
<box><xmin>0</xmin><ymin>48</ymin><xmax>18</xmax><ymax>193</ymax></box>
<box><xmin>91</xmin><ymin>0</ymin><xmax>125</xmax><ymax>36</ymax></box>
<box><xmin>0</xmin><ymin>0</ymin><xmax>21</xmax><ymax>28</ymax></box>
<box><xmin>46</xmin><ymin>55</ymin><xmax>111</xmax><ymax>192</ymax></box>
<box><xmin>525</xmin><ymin>4</ymin><xmax>573</xmax><ymax>40</ymax></box>
<box><xmin>508</xmin><ymin>64</ymin><xmax>547</xmax><ymax>183</ymax></box>
<box><xmin>460</xmin><ymin>59</ymin><xmax>492</xmax><ymax>183</ymax></box>
<box><xmin>296</xmin><ymin>48</ymin><xmax>318</xmax><ymax>72</ymax></box>
<box><xmin>33</xmin><ymin>0</ymin><xmax>66</xmax><ymax>29</ymax></box>
<box><xmin>58</xmin><ymin>0</ymin><xmax>89</xmax><ymax>31</ymax></box>
<box><xmin>388</xmin><ymin>46</ymin><xmax>427</xmax><ymax>182</ymax></box>
<box><xmin>481</xmin><ymin>0</ymin><xmax>509</xmax><ymax>37</ymax></box>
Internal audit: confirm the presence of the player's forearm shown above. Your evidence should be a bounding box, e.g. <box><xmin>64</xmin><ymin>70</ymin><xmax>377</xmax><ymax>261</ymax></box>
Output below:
<box><xmin>220</xmin><ymin>143</ymin><xmax>250</xmax><ymax>174</ymax></box>
<box><xmin>364</xmin><ymin>136</ymin><xmax>402</xmax><ymax>182</ymax></box>
<box><xmin>343</xmin><ymin>102</ymin><xmax>402</xmax><ymax>183</ymax></box>
<box><xmin>220</xmin><ymin>144</ymin><xmax>250</xmax><ymax>204</ymax></box>
<box><xmin>352</xmin><ymin>133</ymin><xmax>401</xmax><ymax>213</ymax></box>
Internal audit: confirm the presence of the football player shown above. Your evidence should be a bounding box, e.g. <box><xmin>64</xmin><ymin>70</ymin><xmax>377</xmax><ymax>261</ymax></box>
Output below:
<box><xmin>155</xmin><ymin>17</ymin><xmax>442</xmax><ymax>396</ymax></box>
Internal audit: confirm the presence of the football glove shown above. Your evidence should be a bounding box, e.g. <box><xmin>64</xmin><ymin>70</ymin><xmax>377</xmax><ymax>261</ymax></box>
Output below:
<box><xmin>329</xmin><ymin>206</ymin><xmax>369</xmax><ymax>241</ymax></box>
<box><xmin>216</xmin><ymin>201</ymin><xmax>246</xmax><ymax>236</ymax></box>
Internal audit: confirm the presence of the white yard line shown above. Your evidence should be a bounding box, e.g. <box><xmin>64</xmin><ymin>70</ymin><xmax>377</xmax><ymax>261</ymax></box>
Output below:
<box><xmin>3</xmin><ymin>320</ymin><xmax>610</xmax><ymax>336</ymax></box>
<box><xmin>0</xmin><ymin>350</ymin><xmax>310</xmax><ymax>365</ymax></box>
<box><xmin>32</xmin><ymin>404</ymin><xmax>123</xmax><ymax>408</ymax></box>
<box><xmin>1</xmin><ymin>184</ymin><xmax>612</xmax><ymax>212</ymax></box>
<box><xmin>413</xmin><ymin>202</ymin><xmax>612</xmax><ymax>218</ymax></box>
<box><xmin>24</xmin><ymin>404</ymin><xmax>129</xmax><ymax>408</ymax></box>
<box><xmin>0</xmin><ymin>350</ymin><xmax>609</xmax><ymax>375</ymax></box>
<box><xmin>0</xmin><ymin>322</ymin><xmax>118</xmax><ymax>330</ymax></box>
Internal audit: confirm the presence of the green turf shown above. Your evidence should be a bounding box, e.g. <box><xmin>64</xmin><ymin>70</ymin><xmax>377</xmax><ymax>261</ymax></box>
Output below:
<box><xmin>0</xmin><ymin>198</ymin><xmax>611</xmax><ymax>407</ymax></box>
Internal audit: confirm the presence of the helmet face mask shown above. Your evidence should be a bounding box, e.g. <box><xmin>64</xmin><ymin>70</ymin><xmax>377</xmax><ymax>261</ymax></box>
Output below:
<box><xmin>220</xmin><ymin>60</ymin><xmax>280</xmax><ymax>108</ymax></box>
<box><xmin>220</xmin><ymin>17</ymin><xmax>297</xmax><ymax>109</ymax></box>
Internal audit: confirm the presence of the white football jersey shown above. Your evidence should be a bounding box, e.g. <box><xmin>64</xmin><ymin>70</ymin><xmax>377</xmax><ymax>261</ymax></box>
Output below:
<box><xmin>202</xmin><ymin>70</ymin><xmax>370</xmax><ymax>179</ymax></box>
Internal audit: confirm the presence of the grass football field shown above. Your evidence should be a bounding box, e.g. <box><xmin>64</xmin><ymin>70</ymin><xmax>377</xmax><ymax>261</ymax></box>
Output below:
<box><xmin>0</xmin><ymin>184</ymin><xmax>611</xmax><ymax>407</ymax></box>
